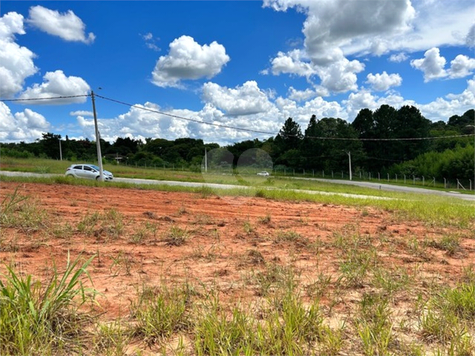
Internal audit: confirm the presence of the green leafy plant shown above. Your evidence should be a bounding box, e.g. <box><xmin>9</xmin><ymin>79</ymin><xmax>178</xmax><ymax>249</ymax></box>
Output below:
<box><xmin>163</xmin><ymin>225</ymin><xmax>189</xmax><ymax>246</ymax></box>
<box><xmin>131</xmin><ymin>285</ymin><xmax>192</xmax><ymax>346</ymax></box>
<box><xmin>0</xmin><ymin>253</ymin><xmax>96</xmax><ymax>355</ymax></box>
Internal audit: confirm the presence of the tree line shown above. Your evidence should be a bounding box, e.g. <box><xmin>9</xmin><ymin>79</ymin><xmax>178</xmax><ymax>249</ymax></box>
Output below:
<box><xmin>1</xmin><ymin>105</ymin><xmax>474</xmax><ymax>181</ymax></box>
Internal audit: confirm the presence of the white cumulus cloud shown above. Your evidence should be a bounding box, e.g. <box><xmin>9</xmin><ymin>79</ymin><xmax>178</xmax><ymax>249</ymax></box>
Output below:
<box><xmin>366</xmin><ymin>71</ymin><xmax>402</xmax><ymax>92</ymax></box>
<box><xmin>19</xmin><ymin>70</ymin><xmax>90</xmax><ymax>104</ymax></box>
<box><xmin>389</xmin><ymin>53</ymin><xmax>409</xmax><ymax>63</ymax></box>
<box><xmin>448</xmin><ymin>55</ymin><xmax>475</xmax><ymax>79</ymax></box>
<box><xmin>411</xmin><ymin>48</ymin><xmax>447</xmax><ymax>82</ymax></box>
<box><xmin>467</xmin><ymin>23</ymin><xmax>475</xmax><ymax>47</ymax></box>
<box><xmin>28</xmin><ymin>6</ymin><xmax>95</xmax><ymax>44</ymax></box>
<box><xmin>202</xmin><ymin>81</ymin><xmax>273</xmax><ymax>116</ymax></box>
<box><xmin>70</xmin><ymin>110</ymin><xmax>93</xmax><ymax>117</ymax></box>
<box><xmin>264</xmin><ymin>0</ymin><xmax>475</xmax><ymax>94</ymax></box>
<box><xmin>0</xmin><ymin>12</ymin><xmax>37</xmax><ymax>97</ymax></box>
<box><xmin>411</xmin><ymin>48</ymin><xmax>475</xmax><ymax>81</ymax></box>
<box><xmin>0</xmin><ymin>102</ymin><xmax>50</xmax><ymax>142</ymax></box>
<box><xmin>269</xmin><ymin>50</ymin><xmax>316</xmax><ymax>77</ymax></box>
<box><xmin>317</xmin><ymin>59</ymin><xmax>365</xmax><ymax>94</ymax></box>
<box><xmin>287</xmin><ymin>87</ymin><xmax>317</xmax><ymax>102</ymax></box>
<box><xmin>152</xmin><ymin>35</ymin><xmax>230</xmax><ymax>88</ymax></box>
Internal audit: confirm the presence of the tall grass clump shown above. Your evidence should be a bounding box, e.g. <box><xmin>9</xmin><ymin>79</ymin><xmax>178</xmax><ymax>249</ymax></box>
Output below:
<box><xmin>194</xmin><ymin>299</ymin><xmax>256</xmax><ymax>356</ymax></box>
<box><xmin>131</xmin><ymin>285</ymin><xmax>193</xmax><ymax>347</ymax></box>
<box><xmin>0</xmin><ymin>185</ymin><xmax>48</xmax><ymax>231</ymax></box>
<box><xmin>193</xmin><ymin>289</ymin><xmax>324</xmax><ymax>356</ymax></box>
<box><xmin>420</xmin><ymin>283</ymin><xmax>475</xmax><ymax>353</ymax></box>
<box><xmin>0</xmin><ymin>253</ymin><xmax>96</xmax><ymax>355</ymax></box>
<box><xmin>356</xmin><ymin>293</ymin><xmax>393</xmax><ymax>356</ymax></box>
<box><xmin>77</xmin><ymin>208</ymin><xmax>124</xmax><ymax>240</ymax></box>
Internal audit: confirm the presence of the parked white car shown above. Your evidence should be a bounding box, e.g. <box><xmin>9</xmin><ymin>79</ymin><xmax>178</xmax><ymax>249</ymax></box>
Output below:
<box><xmin>257</xmin><ymin>171</ymin><xmax>270</xmax><ymax>176</ymax></box>
<box><xmin>65</xmin><ymin>164</ymin><xmax>114</xmax><ymax>181</ymax></box>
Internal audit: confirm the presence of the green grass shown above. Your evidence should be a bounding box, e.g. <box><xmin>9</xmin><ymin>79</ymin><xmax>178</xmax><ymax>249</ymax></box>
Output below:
<box><xmin>2</xmin><ymin>172</ymin><xmax>474</xmax><ymax>229</ymax></box>
<box><xmin>131</xmin><ymin>285</ymin><xmax>193</xmax><ymax>346</ymax></box>
<box><xmin>0</xmin><ymin>253</ymin><xmax>96</xmax><ymax>355</ymax></box>
<box><xmin>0</xmin><ymin>185</ymin><xmax>49</xmax><ymax>232</ymax></box>
<box><xmin>3</xmin><ymin>156</ymin><xmax>473</xmax><ymax>196</ymax></box>
<box><xmin>1</xmin><ymin>158</ymin><xmax>475</xmax><ymax>354</ymax></box>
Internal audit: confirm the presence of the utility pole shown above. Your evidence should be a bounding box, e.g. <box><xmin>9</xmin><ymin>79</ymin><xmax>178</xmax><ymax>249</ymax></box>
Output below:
<box><xmin>91</xmin><ymin>91</ymin><xmax>104</xmax><ymax>181</ymax></box>
<box><xmin>204</xmin><ymin>148</ymin><xmax>208</xmax><ymax>173</ymax></box>
<box><xmin>346</xmin><ymin>151</ymin><xmax>352</xmax><ymax>181</ymax></box>
<box><xmin>59</xmin><ymin>138</ymin><xmax>62</xmax><ymax>161</ymax></box>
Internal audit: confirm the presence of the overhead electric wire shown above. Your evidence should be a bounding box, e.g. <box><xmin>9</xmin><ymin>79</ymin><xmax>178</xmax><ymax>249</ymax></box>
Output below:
<box><xmin>0</xmin><ymin>94</ymin><xmax>89</xmax><ymax>102</ymax></box>
<box><xmin>95</xmin><ymin>93</ymin><xmax>474</xmax><ymax>142</ymax></box>
<box><xmin>94</xmin><ymin>93</ymin><xmax>275</xmax><ymax>136</ymax></box>
<box><xmin>1</xmin><ymin>92</ymin><xmax>474</xmax><ymax>142</ymax></box>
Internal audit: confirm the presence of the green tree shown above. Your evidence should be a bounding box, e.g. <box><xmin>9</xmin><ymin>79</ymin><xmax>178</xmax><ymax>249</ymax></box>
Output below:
<box><xmin>274</xmin><ymin>117</ymin><xmax>303</xmax><ymax>154</ymax></box>
<box><xmin>393</xmin><ymin>105</ymin><xmax>431</xmax><ymax>161</ymax></box>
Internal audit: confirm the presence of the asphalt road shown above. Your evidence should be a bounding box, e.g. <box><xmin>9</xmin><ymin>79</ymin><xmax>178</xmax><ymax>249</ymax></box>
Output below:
<box><xmin>291</xmin><ymin>177</ymin><xmax>475</xmax><ymax>201</ymax></box>
<box><xmin>1</xmin><ymin>171</ymin><xmax>474</xmax><ymax>202</ymax></box>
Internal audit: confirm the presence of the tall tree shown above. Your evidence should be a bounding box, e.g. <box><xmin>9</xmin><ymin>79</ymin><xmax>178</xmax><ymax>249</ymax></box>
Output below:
<box><xmin>394</xmin><ymin>105</ymin><xmax>431</xmax><ymax>161</ymax></box>
<box><xmin>37</xmin><ymin>132</ymin><xmax>62</xmax><ymax>159</ymax></box>
<box><xmin>274</xmin><ymin>117</ymin><xmax>303</xmax><ymax>162</ymax></box>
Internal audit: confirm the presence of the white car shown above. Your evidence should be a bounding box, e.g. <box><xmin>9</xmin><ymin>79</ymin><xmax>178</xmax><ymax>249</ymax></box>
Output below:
<box><xmin>257</xmin><ymin>171</ymin><xmax>270</xmax><ymax>176</ymax></box>
<box><xmin>65</xmin><ymin>164</ymin><xmax>114</xmax><ymax>181</ymax></box>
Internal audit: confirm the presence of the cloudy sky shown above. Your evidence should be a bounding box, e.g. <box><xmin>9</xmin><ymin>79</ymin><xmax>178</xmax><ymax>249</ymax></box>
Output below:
<box><xmin>1</xmin><ymin>0</ymin><xmax>474</xmax><ymax>145</ymax></box>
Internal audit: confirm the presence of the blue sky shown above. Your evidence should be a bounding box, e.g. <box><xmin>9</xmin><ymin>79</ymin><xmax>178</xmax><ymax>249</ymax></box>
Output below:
<box><xmin>1</xmin><ymin>0</ymin><xmax>474</xmax><ymax>145</ymax></box>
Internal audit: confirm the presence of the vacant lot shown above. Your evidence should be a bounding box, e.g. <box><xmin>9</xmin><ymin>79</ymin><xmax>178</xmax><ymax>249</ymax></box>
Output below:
<box><xmin>1</xmin><ymin>181</ymin><xmax>474</xmax><ymax>355</ymax></box>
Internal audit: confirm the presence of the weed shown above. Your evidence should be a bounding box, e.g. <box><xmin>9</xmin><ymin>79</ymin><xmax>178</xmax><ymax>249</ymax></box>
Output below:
<box><xmin>243</xmin><ymin>220</ymin><xmax>254</xmax><ymax>235</ymax></box>
<box><xmin>0</xmin><ymin>253</ymin><xmax>96</xmax><ymax>355</ymax></box>
<box><xmin>77</xmin><ymin>209</ymin><xmax>124</xmax><ymax>240</ymax></box>
<box><xmin>110</xmin><ymin>251</ymin><xmax>134</xmax><ymax>276</ymax></box>
<box><xmin>163</xmin><ymin>226</ymin><xmax>189</xmax><ymax>246</ymax></box>
<box><xmin>338</xmin><ymin>248</ymin><xmax>377</xmax><ymax>288</ymax></box>
<box><xmin>442</xmin><ymin>283</ymin><xmax>475</xmax><ymax>320</ymax></box>
<box><xmin>131</xmin><ymin>285</ymin><xmax>192</xmax><ymax>346</ymax></box>
<box><xmin>255</xmin><ymin>189</ymin><xmax>266</xmax><ymax>198</ymax></box>
<box><xmin>0</xmin><ymin>186</ymin><xmax>48</xmax><ymax>232</ymax></box>
<box><xmin>77</xmin><ymin>211</ymin><xmax>100</xmax><ymax>235</ymax></box>
<box><xmin>34</xmin><ymin>166</ymin><xmax>51</xmax><ymax>174</ymax></box>
<box><xmin>372</xmin><ymin>266</ymin><xmax>412</xmax><ymax>296</ymax></box>
<box><xmin>93</xmin><ymin>319</ymin><xmax>132</xmax><ymax>356</ymax></box>
<box><xmin>251</xmin><ymin>263</ymin><xmax>297</xmax><ymax>297</ymax></box>
<box><xmin>356</xmin><ymin>293</ymin><xmax>393</xmax><ymax>356</ymax></box>
<box><xmin>246</xmin><ymin>249</ymin><xmax>265</xmax><ymax>265</ymax></box>
<box><xmin>193</xmin><ymin>214</ymin><xmax>214</xmax><ymax>225</ymax></box>
<box><xmin>177</xmin><ymin>205</ymin><xmax>188</xmax><ymax>215</ymax></box>
<box><xmin>318</xmin><ymin>324</ymin><xmax>345</xmax><ymax>355</ymax></box>
<box><xmin>194</xmin><ymin>300</ymin><xmax>255</xmax><ymax>355</ymax></box>
<box><xmin>306</xmin><ymin>273</ymin><xmax>332</xmax><ymax>299</ymax></box>
<box><xmin>129</xmin><ymin>221</ymin><xmax>158</xmax><ymax>244</ymax></box>
<box><xmin>274</xmin><ymin>230</ymin><xmax>309</xmax><ymax>247</ymax></box>
<box><xmin>428</xmin><ymin>234</ymin><xmax>462</xmax><ymax>256</ymax></box>
<box><xmin>190</xmin><ymin>244</ymin><xmax>220</xmax><ymax>262</ymax></box>
<box><xmin>51</xmin><ymin>222</ymin><xmax>74</xmax><ymax>240</ymax></box>
<box><xmin>260</xmin><ymin>291</ymin><xmax>323</xmax><ymax>355</ymax></box>
<box><xmin>197</xmin><ymin>186</ymin><xmax>214</xmax><ymax>198</ymax></box>
<box><xmin>258</xmin><ymin>214</ymin><xmax>272</xmax><ymax>225</ymax></box>
<box><xmin>461</xmin><ymin>265</ymin><xmax>475</xmax><ymax>284</ymax></box>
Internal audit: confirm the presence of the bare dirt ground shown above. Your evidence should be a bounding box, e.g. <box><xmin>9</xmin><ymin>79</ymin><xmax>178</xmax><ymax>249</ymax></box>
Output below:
<box><xmin>1</xmin><ymin>181</ymin><xmax>475</xmax><ymax>355</ymax></box>
<box><xmin>1</xmin><ymin>181</ymin><xmax>473</xmax><ymax>315</ymax></box>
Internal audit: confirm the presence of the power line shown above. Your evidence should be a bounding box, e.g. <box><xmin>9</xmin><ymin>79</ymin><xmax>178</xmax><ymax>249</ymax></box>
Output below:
<box><xmin>95</xmin><ymin>94</ymin><xmax>274</xmax><ymax>135</ymax></box>
<box><xmin>0</xmin><ymin>94</ymin><xmax>89</xmax><ymax>102</ymax></box>
<box><xmin>95</xmin><ymin>94</ymin><xmax>474</xmax><ymax>142</ymax></box>
<box><xmin>1</xmin><ymin>92</ymin><xmax>474</xmax><ymax>142</ymax></box>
